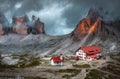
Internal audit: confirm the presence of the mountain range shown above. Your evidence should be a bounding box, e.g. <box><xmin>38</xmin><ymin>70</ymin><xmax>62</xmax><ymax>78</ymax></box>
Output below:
<box><xmin>0</xmin><ymin>8</ymin><xmax>120</xmax><ymax>56</ymax></box>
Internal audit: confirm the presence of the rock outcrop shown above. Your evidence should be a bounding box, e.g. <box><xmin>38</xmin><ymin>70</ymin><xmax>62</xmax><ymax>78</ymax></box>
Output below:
<box><xmin>12</xmin><ymin>15</ymin><xmax>29</xmax><ymax>34</ymax></box>
<box><xmin>0</xmin><ymin>24</ymin><xmax>4</xmax><ymax>35</ymax></box>
<box><xmin>72</xmin><ymin>8</ymin><xmax>116</xmax><ymax>40</ymax></box>
<box><xmin>28</xmin><ymin>15</ymin><xmax>45</xmax><ymax>34</ymax></box>
<box><xmin>12</xmin><ymin>15</ymin><xmax>45</xmax><ymax>35</ymax></box>
<box><xmin>0</xmin><ymin>12</ymin><xmax>9</xmax><ymax>35</ymax></box>
<box><xmin>33</xmin><ymin>18</ymin><xmax>45</xmax><ymax>34</ymax></box>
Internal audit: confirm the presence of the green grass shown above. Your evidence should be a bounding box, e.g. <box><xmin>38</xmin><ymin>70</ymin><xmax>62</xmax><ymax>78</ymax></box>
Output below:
<box><xmin>62</xmin><ymin>74</ymin><xmax>71</xmax><ymax>79</ymax></box>
<box><xmin>58</xmin><ymin>69</ymin><xmax>81</xmax><ymax>78</ymax></box>
<box><xmin>23</xmin><ymin>76</ymin><xmax>47</xmax><ymax>79</ymax></box>
<box><xmin>101</xmin><ymin>64</ymin><xmax>120</xmax><ymax>75</ymax></box>
<box><xmin>73</xmin><ymin>64</ymin><xmax>91</xmax><ymax>68</ymax></box>
<box><xmin>17</xmin><ymin>56</ymin><xmax>41</xmax><ymax>68</ymax></box>
<box><xmin>85</xmin><ymin>69</ymin><xmax>102</xmax><ymax>79</ymax></box>
<box><xmin>85</xmin><ymin>69</ymin><xmax>120</xmax><ymax>79</ymax></box>
<box><xmin>43</xmin><ymin>70</ymin><xmax>58</xmax><ymax>75</ymax></box>
<box><xmin>0</xmin><ymin>54</ymin><xmax>41</xmax><ymax>69</ymax></box>
<box><xmin>44</xmin><ymin>68</ymin><xmax>81</xmax><ymax>78</ymax></box>
<box><xmin>110</xmin><ymin>56</ymin><xmax>120</xmax><ymax>62</ymax></box>
<box><xmin>0</xmin><ymin>76</ymin><xmax>47</xmax><ymax>79</ymax></box>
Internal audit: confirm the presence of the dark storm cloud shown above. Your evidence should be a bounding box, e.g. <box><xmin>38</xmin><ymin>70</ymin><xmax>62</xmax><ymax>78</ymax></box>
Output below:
<box><xmin>62</xmin><ymin>0</ymin><xmax>120</xmax><ymax>28</ymax></box>
<box><xmin>0</xmin><ymin>0</ymin><xmax>44</xmax><ymax>15</ymax></box>
<box><xmin>0</xmin><ymin>0</ymin><xmax>120</xmax><ymax>35</ymax></box>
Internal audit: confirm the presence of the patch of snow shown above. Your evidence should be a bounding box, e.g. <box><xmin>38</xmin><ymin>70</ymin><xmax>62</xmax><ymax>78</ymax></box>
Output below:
<box><xmin>2</xmin><ymin>56</ymin><xmax>19</xmax><ymax>65</ymax></box>
<box><xmin>110</xmin><ymin>43</ymin><xmax>116</xmax><ymax>51</ymax></box>
<box><xmin>1</xmin><ymin>54</ymin><xmax>12</xmax><ymax>57</ymax></box>
<box><xmin>20</xmin><ymin>34</ymin><xmax>32</xmax><ymax>42</ymax></box>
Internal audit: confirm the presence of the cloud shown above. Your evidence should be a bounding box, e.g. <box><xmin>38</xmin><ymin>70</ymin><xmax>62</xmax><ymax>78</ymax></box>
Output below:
<box><xmin>27</xmin><ymin>2</ymin><xmax>73</xmax><ymax>35</ymax></box>
<box><xmin>14</xmin><ymin>2</ymin><xmax>22</xmax><ymax>9</ymax></box>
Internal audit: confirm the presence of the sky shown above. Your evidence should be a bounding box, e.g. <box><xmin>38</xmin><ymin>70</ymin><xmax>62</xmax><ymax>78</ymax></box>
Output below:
<box><xmin>0</xmin><ymin>0</ymin><xmax>120</xmax><ymax>36</ymax></box>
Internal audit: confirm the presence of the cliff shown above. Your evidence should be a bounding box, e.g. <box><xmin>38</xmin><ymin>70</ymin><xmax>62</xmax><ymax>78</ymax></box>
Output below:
<box><xmin>72</xmin><ymin>8</ymin><xmax>116</xmax><ymax>41</ymax></box>
<box><xmin>0</xmin><ymin>14</ymin><xmax>45</xmax><ymax>35</ymax></box>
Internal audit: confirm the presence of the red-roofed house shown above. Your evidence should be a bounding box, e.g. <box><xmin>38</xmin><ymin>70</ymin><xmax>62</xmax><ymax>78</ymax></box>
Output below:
<box><xmin>51</xmin><ymin>54</ymin><xmax>64</xmax><ymax>66</ymax></box>
<box><xmin>75</xmin><ymin>45</ymin><xmax>101</xmax><ymax>61</ymax></box>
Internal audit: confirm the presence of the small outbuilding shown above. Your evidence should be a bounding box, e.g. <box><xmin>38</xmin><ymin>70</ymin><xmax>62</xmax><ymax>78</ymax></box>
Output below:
<box><xmin>51</xmin><ymin>54</ymin><xmax>64</xmax><ymax>66</ymax></box>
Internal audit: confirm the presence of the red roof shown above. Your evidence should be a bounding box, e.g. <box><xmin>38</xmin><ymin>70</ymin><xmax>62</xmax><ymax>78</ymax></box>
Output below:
<box><xmin>52</xmin><ymin>56</ymin><xmax>64</xmax><ymax>62</ymax></box>
<box><xmin>87</xmin><ymin>54</ymin><xmax>98</xmax><ymax>58</ymax></box>
<box><xmin>81</xmin><ymin>45</ymin><xmax>101</xmax><ymax>55</ymax></box>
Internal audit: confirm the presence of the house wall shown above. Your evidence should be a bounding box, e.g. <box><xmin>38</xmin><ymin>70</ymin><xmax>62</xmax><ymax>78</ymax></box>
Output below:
<box><xmin>51</xmin><ymin>60</ymin><xmax>63</xmax><ymax>66</ymax></box>
<box><xmin>76</xmin><ymin>49</ymin><xmax>86</xmax><ymax>60</ymax></box>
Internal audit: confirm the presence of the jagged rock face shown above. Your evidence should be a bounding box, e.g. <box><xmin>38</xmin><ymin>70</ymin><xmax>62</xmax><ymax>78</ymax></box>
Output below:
<box><xmin>12</xmin><ymin>15</ymin><xmax>29</xmax><ymax>24</ymax></box>
<box><xmin>73</xmin><ymin>18</ymin><xmax>101</xmax><ymax>38</ymax></box>
<box><xmin>0</xmin><ymin>13</ymin><xmax>45</xmax><ymax>35</ymax></box>
<box><xmin>0</xmin><ymin>24</ymin><xmax>4</xmax><ymax>35</ymax></box>
<box><xmin>72</xmin><ymin>8</ymin><xmax>116</xmax><ymax>40</ymax></box>
<box><xmin>0</xmin><ymin>12</ymin><xmax>8</xmax><ymax>26</ymax></box>
<box><xmin>12</xmin><ymin>15</ymin><xmax>45</xmax><ymax>35</ymax></box>
<box><xmin>86</xmin><ymin>8</ymin><xmax>100</xmax><ymax>22</ymax></box>
<box><xmin>33</xmin><ymin>19</ymin><xmax>45</xmax><ymax>34</ymax></box>
<box><xmin>29</xmin><ymin>15</ymin><xmax>45</xmax><ymax>34</ymax></box>
<box><xmin>13</xmin><ymin>26</ymin><xmax>28</xmax><ymax>35</ymax></box>
<box><xmin>12</xmin><ymin>16</ymin><xmax>29</xmax><ymax>34</ymax></box>
<box><xmin>0</xmin><ymin>12</ymin><xmax>9</xmax><ymax>35</ymax></box>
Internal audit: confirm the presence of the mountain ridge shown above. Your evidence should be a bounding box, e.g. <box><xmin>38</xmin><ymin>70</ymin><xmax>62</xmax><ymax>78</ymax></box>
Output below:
<box><xmin>0</xmin><ymin>8</ymin><xmax>120</xmax><ymax>55</ymax></box>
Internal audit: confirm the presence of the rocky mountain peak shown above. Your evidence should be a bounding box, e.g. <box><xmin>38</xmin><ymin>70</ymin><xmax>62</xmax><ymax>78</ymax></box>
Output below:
<box><xmin>0</xmin><ymin>13</ymin><xmax>45</xmax><ymax>35</ymax></box>
<box><xmin>0</xmin><ymin>12</ymin><xmax>8</xmax><ymax>25</ymax></box>
<box><xmin>72</xmin><ymin>8</ymin><xmax>116</xmax><ymax>41</ymax></box>
<box><xmin>87</xmin><ymin>8</ymin><xmax>100</xmax><ymax>19</ymax></box>
<box><xmin>12</xmin><ymin>15</ymin><xmax>29</xmax><ymax>24</ymax></box>
<box><xmin>0</xmin><ymin>12</ymin><xmax>9</xmax><ymax>35</ymax></box>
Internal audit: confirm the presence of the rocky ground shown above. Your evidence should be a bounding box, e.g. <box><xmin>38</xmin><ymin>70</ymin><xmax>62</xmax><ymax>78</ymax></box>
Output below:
<box><xmin>0</xmin><ymin>54</ymin><xmax>120</xmax><ymax>79</ymax></box>
<box><xmin>0</xmin><ymin>34</ymin><xmax>120</xmax><ymax>56</ymax></box>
